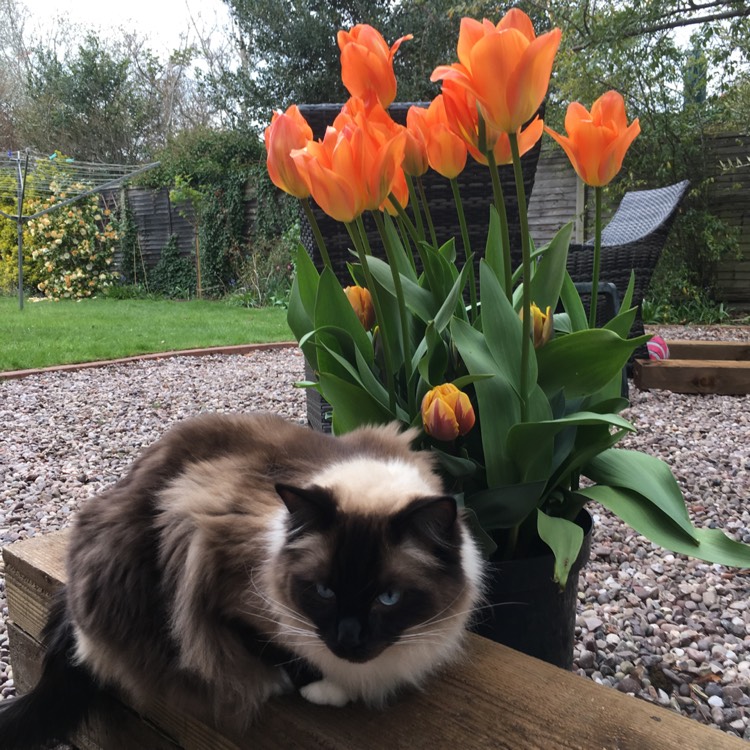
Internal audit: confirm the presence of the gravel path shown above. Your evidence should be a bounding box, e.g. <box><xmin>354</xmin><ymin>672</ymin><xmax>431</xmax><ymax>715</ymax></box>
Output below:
<box><xmin>1</xmin><ymin>328</ymin><xmax>749</xmax><ymax>741</ymax></box>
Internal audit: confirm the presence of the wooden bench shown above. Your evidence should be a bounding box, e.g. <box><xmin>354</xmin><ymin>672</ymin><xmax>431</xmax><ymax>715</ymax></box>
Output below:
<box><xmin>3</xmin><ymin>532</ymin><xmax>746</xmax><ymax>750</ymax></box>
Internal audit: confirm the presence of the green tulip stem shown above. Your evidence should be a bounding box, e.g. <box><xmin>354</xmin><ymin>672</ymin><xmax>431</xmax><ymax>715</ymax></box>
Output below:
<box><xmin>509</xmin><ymin>132</ymin><xmax>531</xmax><ymax>425</ymax></box>
<box><xmin>405</xmin><ymin>174</ymin><xmax>425</xmax><ymax>242</ymax></box>
<box><xmin>589</xmin><ymin>186</ymin><xmax>603</xmax><ymax>329</ymax></box>
<box><xmin>450</xmin><ymin>178</ymin><xmax>478</xmax><ymax>323</ymax></box>
<box><xmin>395</xmin><ymin>215</ymin><xmax>417</xmax><ymax>273</ymax></box>
<box><xmin>387</xmin><ymin>192</ymin><xmax>421</xmax><ymax>247</ymax></box>
<box><xmin>486</xmin><ymin>150</ymin><xmax>512</xmax><ymax>301</ymax></box>
<box><xmin>347</xmin><ymin>218</ymin><xmax>397</xmax><ymax>414</ymax></box>
<box><xmin>373</xmin><ymin>210</ymin><xmax>415</xmax><ymax>412</ymax></box>
<box><xmin>301</xmin><ymin>198</ymin><xmax>332</xmax><ymax>271</ymax></box>
<box><xmin>417</xmin><ymin>175</ymin><xmax>438</xmax><ymax>247</ymax></box>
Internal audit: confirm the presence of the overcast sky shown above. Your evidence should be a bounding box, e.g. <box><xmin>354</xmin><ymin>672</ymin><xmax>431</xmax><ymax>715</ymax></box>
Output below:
<box><xmin>21</xmin><ymin>0</ymin><xmax>233</xmax><ymax>56</ymax></box>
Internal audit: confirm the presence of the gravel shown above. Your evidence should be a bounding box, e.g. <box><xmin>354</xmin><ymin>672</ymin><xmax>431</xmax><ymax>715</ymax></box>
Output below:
<box><xmin>1</xmin><ymin>327</ymin><xmax>749</xmax><ymax>741</ymax></box>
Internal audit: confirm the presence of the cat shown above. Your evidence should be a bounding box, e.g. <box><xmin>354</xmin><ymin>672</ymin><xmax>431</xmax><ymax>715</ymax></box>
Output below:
<box><xmin>0</xmin><ymin>412</ymin><xmax>484</xmax><ymax>748</ymax></box>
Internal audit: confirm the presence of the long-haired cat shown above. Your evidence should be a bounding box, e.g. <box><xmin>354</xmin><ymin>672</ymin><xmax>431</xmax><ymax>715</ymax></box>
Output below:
<box><xmin>0</xmin><ymin>412</ymin><xmax>484</xmax><ymax>748</ymax></box>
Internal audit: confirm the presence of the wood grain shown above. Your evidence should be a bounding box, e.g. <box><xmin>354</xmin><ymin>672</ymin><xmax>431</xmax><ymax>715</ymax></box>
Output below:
<box><xmin>4</xmin><ymin>533</ymin><xmax>747</xmax><ymax>750</ymax></box>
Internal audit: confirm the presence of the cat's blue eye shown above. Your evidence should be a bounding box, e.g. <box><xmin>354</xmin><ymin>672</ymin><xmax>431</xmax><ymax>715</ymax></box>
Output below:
<box><xmin>315</xmin><ymin>583</ymin><xmax>335</xmax><ymax>600</ymax></box>
<box><xmin>377</xmin><ymin>589</ymin><xmax>401</xmax><ymax>606</ymax></box>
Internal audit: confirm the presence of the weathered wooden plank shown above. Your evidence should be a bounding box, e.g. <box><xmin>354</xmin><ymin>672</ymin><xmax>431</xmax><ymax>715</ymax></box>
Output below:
<box><xmin>665</xmin><ymin>340</ymin><xmax>750</xmax><ymax>361</ymax></box>
<box><xmin>4</xmin><ymin>533</ymin><xmax>747</xmax><ymax>750</ymax></box>
<box><xmin>634</xmin><ymin>358</ymin><xmax>750</xmax><ymax>395</ymax></box>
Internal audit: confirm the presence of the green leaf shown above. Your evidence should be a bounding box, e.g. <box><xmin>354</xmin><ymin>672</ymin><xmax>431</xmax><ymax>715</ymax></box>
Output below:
<box><xmin>536</xmin><ymin>328</ymin><xmax>649</xmax><ymax>397</ymax></box>
<box><xmin>433</xmin><ymin>259</ymin><xmax>472</xmax><ymax>333</ymax></box>
<box><xmin>314</xmin><ymin>267</ymin><xmax>374</xmax><ymax>365</ymax></box>
<box><xmin>466</xmin><ymin>481</ymin><xmax>547</xmax><ymax>530</ymax></box>
<box><xmin>507</xmin><ymin>412</ymin><xmax>635</xmax><ymax>483</ymax></box>
<box><xmin>367</xmin><ymin>255</ymin><xmax>436</xmax><ymax>322</ymax></box>
<box><xmin>478</xmin><ymin>260</ymin><xmax>523</xmax><ymax>389</ymax></box>
<box><xmin>576</xmin><ymin>485</ymin><xmax>750</xmax><ymax>568</ymax></box>
<box><xmin>537</xmin><ymin>510</ymin><xmax>584</xmax><ymax>587</ymax></box>
<box><xmin>529</xmin><ymin>222</ymin><xmax>572</xmax><ymax>313</ymax></box>
<box><xmin>318</xmin><ymin>373</ymin><xmax>394</xmax><ymax>434</ymax></box>
<box><xmin>287</xmin><ymin>244</ymin><xmax>321</xmax><ymax>369</ymax></box>
<box><xmin>559</xmin><ymin>271</ymin><xmax>588</xmax><ymax>332</ymax></box>
<box><xmin>451</xmin><ymin>317</ymin><xmax>520</xmax><ymax>485</ymax></box>
<box><xmin>583</xmin><ymin>449</ymin><xmax>697</xmax><ymax>541</ymax></box>
<box><xmin>382</xmin><ymin>213</ymin><xmax>418</xmax><ymax>282</ymax></box>
<box><xmin>484</xmin><ymin>205</ymin><xmax>506</xmax><ymax>290</ymax></box>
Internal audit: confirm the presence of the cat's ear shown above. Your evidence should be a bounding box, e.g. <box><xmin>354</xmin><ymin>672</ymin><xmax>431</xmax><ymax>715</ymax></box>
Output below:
<box><xmin>392</xmin><ymin>495</ymin><xmax>457</xmax><ymax>542</ymax></box>
<box><xmin>275</xmin><ymin>484</ymin><xmax>336</xmax><ymax>530</ymax></box>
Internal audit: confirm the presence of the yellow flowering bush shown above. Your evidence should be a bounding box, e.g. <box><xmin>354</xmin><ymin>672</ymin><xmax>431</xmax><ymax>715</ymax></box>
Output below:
<box><xmin>26</xmin><ymin>182</ymin><xmax>119</xmax><ymax>300</ymax></box>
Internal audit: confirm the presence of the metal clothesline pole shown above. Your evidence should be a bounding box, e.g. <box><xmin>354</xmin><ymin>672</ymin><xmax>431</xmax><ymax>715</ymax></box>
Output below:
<box><xmin>16</xmin><ymin>151</ymin><xmax>29</xmax><ymax>311</ymax></box>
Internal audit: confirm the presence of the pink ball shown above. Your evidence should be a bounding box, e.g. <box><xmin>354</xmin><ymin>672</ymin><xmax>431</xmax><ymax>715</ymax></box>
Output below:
<box><xmin>647</xmin><ymin>335</ymin><xmax>670</xmax><ymax>360</ymax></box>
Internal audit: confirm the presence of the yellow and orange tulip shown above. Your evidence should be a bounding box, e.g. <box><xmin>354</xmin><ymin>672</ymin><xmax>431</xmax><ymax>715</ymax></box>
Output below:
<box><xmin>344</xmin><ymin>285</ymin><xmax>376</xmax><ymax>330</ymax></box>
<box><xmin>544</xmin><ymin>91</ymin><xmax>641</xmax><ymax>187</ymax></box>
<box><xmin>338</xmin><ymin>24</ymin><xmax>412</xmax><ymax>109</ymax></box>
<box><xmin>521</xmin><ymin>303</ymin><xmax>554</xmax><ymax>349</ymax></box>
<box><xmin>264</xmin><ymin>105</ymin><xmax>313</xmax><ymax>199</ymax></box>
<box><xmin>431</xmin><ymin>9</ymin><xmax>560</xmax><ymax>135</ymax></box>
<box><xmin>421</xmin><ymin>383</ymin><xmax>476</xmax><ymax>442</ymax></box>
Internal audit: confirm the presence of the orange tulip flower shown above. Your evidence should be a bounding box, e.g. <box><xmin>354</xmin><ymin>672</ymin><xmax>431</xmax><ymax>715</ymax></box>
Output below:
<box><xmin>291</xmin><ymin>98</ymin><xmax>406</xmax><ymax>223</ymax></box>
<box><xmin>264</xmin><ymin>105</ymin><xmax>313</xmax><ymax>199</ymax></box>
<box><xmin>441</xmin><ymin>80</ymin><xmax>543</xmax><ymax>166</ymax></box>
<box><xmin>431</xmin><ymin>9</ymin><xmax>561</xmax><ymax>135</ymax></box>
<box><xmin>544</xmin><ymin>91</ymin><xmax>641</xmax><ymax>187</ymax></box>
<box><xmin>344</xmin><ymin>285</ymin><xmax>376</xmax><ymax>329</ymax></box>
<box><xmin>422</xmin><ymin>383</ymin><xmax>476</xmax><ymax>442</ymax></box>
<box><xmin>338</xmin><ymin>24</ymin><xmax>412</xmax><ymax>109</ymax></box>
<box><xmin>409</xmin><ymin>97</ymin><xmax>467</xmax><ymax>180</ymax></box>
<box><xmin>403</xmin><ymin>107</ymin><xmax>430</xmax><ymax>177</ymax></box>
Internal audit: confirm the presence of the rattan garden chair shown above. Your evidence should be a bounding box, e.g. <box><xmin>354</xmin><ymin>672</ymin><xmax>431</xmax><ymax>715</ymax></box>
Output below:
<box><xmin>566</xmin><ymin>180</ymin><xmax>691</xmax><ymax>345</ymax></box>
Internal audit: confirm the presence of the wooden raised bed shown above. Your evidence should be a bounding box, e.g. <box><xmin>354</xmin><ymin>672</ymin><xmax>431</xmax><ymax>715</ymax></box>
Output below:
<box><xmin>3</xmin><ymin>532</ymin><xmax>747</xmax><ymax>750</ymax></box>
<box><xmin>634</xmin><ymin>340</ymin><xmax>750</xmax><ymax>395</ymax></box>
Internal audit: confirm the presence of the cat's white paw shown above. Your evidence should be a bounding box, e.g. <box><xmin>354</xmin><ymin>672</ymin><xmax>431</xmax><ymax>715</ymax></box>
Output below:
<box><xmin>300</xmin><ymin>679</ymin><xmax>350</xmax><ymax>707</ymax></box>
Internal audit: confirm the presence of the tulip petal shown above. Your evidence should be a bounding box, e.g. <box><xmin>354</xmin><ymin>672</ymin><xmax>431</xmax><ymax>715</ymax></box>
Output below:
<box><xmin>424</xmin><ymin>398</ymin><xmax>460</xmax><ymax>441</ymax></box>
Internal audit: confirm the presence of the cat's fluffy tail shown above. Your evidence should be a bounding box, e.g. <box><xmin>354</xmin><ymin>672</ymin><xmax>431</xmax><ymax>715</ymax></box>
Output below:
<box><xmin>0</xmin><ymin>592</ymin><xmax>98</xmax><ymax>749</ymax></box>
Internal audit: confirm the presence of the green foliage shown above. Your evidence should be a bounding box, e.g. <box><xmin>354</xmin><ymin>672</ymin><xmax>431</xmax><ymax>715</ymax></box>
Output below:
<box><xmin>148</xmin><ymin>235</ymin><xmax>196</xmax><ymax>298</ymax></box>
<box><xmin>225</xmin><ymin>222</ymin><xmax>298</xmax><ymax>308</ymax></box>
<box><xmin>117</xmin><ymin>200</ymin><xmax>145</xmax><ymax>285</ymax></box>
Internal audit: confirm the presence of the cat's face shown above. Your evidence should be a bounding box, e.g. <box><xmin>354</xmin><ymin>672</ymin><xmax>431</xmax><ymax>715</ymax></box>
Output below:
<box><xmin>274</xmin><ymin>483</ymin><xmax>469</xmax><ymax>664</ymax></box>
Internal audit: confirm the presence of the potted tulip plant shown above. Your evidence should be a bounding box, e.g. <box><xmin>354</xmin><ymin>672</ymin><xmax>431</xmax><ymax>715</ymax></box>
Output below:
<box><xmin>265</xmin><ymin>10</ymin><xmax>750</xmax><ymax>668</ymax></box>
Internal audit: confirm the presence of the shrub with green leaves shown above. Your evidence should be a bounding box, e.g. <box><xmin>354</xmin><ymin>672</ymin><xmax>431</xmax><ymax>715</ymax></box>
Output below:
<box><xmin>26</xmin><ymin>184</ymin><xmax>119</xmax><ymax>300</ymax></box>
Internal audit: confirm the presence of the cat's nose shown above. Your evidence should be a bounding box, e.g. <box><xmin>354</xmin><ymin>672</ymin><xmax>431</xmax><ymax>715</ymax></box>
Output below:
<box><xmin>337</xmin><ymin>617</ymin><xmax>362</xmax><ymax>647</ymax></box>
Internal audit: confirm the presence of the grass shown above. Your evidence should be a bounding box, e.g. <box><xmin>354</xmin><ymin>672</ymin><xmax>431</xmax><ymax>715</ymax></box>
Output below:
<box><xmin>0</xmin><ymin>296</ymin><xmax>293</xmax><ymax>372</ymax></box>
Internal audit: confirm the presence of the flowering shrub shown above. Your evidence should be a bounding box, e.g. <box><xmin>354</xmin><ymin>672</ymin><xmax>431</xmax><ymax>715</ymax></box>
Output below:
<box><xmin>26</xmin><ymin>183</ymin><xmax>119</xmax><ymax>300</ymax></box>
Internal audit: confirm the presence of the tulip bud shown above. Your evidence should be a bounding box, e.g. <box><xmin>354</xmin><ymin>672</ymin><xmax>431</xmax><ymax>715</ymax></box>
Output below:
<box><xmin>343</xmin><ymin>285</ymin><xmax>376</xmax><ymax>330</ymax></box>
<box><xmin>521</xmin><ymin>303</ymin><xmax>554</xmax><ymax>349</ymax></box>
<box><xmin>421</xmin><ymin>383</ymin><xmax>476</xmax><ymax>442</ymax></box>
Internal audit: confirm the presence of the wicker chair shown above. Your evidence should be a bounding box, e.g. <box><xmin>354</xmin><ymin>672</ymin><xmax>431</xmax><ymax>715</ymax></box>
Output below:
<box><xmin>299</xmin><ymin>102</ymin><xmax>544</xmax><ymax>432</ymax></box>
<box><xmin>566</xmin><ymin>180</ymin><xmax>690</xmax><ymax>348</ymax></box>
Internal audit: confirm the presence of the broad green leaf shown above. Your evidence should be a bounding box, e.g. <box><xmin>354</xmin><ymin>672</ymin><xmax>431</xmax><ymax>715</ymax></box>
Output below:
<box><xmin>417</xmin><ymin>322</ymin><xmax>449</xmax><ymax>386</ymax></box>
<box><xmin>287</xmin><ymin>244</ymin><xmax>321</xmax><ymax>369</ymax></box>
<box><xmin>537</xmin><ymin>510</ymin><xmax>584</xmax><ymax>587</ymax></box>
<box><xmin>314</xmin><ymin>267</ymin><xmax>374</xmax><ymax>365</ymax></box>
<box><xmin>507</xmin><ymin>412</ymin><xmax>634</xmax><ymax>483</ymax></box>
<box><xmin>382</xmin><ymin>213</ymin><xmax>418</xmax><ymax>282</ymax></box>
<box><xmin>433</xmin><ymin>259</ymin><xmax>473</xmax><ymax>333</ymax></box>
<box><xmin>318</xmin><ymin>373</ymin><xmax>394</xmax><ymax>434</ymax></box>
<box><xmin>367</xmin><ymin>255</ymin><xmax>437</xmax><ymax>322</ymax></box>
<box><xmin>575</xmin><ymin>485</ymin><xmax>750</xmax><ymax>568</ymax></box>
<box><xmin>294</xmin><ymin>243</ymin><xmax>320</xmax><ymax>314</ymax></box>
<box><xmin>583</xmin><ymin>449</ymin><xmax>697</xmax><ymax>539</ymax></box>
<box><xmin>466</xmin><ymin>481</ymin><xmax>547</xmax><ymax>530</ymax></box>
<box><xmin>451</xmin><ymin>317</ymin><xmax>521</xmax><ymax>485</ymax></box>
<box><xmin>604</xmin><ymin>305</ymin><xmax>638</xmax><ymax>339</ymax></box>
<box><xmin>431</xmin><ymin>448</ymin><xmax>478</xmax><ymax>480</ymax></box>
<box><xmin>479</xmin><ymin>260</ymin><xmax>523</xmax><ymax>390</ymax></box>
<box><xmin>529</xmin><ymin>222</ymin><xmax>573</xmax><ymax>313</ymax></box>
<box><xmin>484</xmin><ymin>205</ymin><xmax>506</xmax><ymax>291</ymax></box>
<box><xmin>560</xmin><ymin>271</ymin><xmax>588</xmax><ymax>332</ymax></box>
<box><xmin>620</xmin><ymin>270</ymin><xmax>636</xmax><ymax>310</ymax></box>
<box><xmin>536</xmin><ymin>328</ymin><xmax>649</xmax><ymax>396</ymax></box>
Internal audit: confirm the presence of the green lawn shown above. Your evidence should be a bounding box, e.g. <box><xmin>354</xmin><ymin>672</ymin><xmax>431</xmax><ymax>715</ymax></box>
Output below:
<box><xmin>0</xmin><ymin>296</ymin><xmax>293</xmax><ymax>372</ymax></box>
